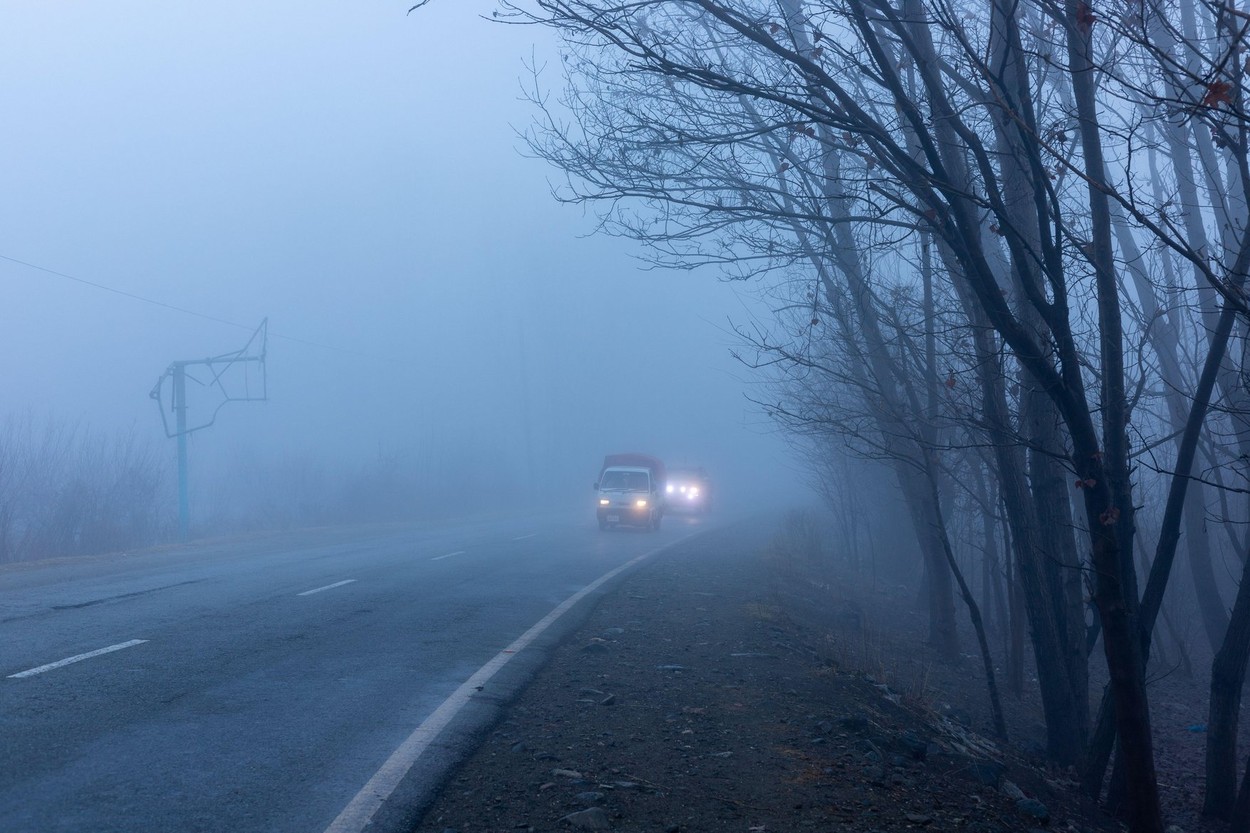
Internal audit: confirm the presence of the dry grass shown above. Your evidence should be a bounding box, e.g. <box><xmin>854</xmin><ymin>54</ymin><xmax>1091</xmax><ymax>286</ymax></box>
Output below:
<box><xmin>768</xmin><ymin>509</ymin><xmax>940</xmax><ymax>712</ymax></box>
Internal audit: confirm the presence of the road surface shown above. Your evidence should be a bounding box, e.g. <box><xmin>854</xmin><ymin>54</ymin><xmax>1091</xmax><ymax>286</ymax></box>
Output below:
<box><xmin>0</xmin><ymin>510</ymin><xmax>712</xmax><ymax>833</ymax></box>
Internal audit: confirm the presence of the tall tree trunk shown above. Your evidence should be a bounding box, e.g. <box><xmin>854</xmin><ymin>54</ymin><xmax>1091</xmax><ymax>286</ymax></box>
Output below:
<box><xmin>1063</xmin><ymin>2</ymin><xmax>1159</xmax><ymax>826</ymax></box>
<box><xmin>923</xmin><ymin>449</ymin><xmax>1009</xmax><ymax>738</ymax></box>
<box><xmin>1206</xmin><ymin>549</ymin><xmax>1250</xmax><ymax>818</ymax></box>
<box><xmin>985</xmin><ymin>0</ymin><xmax>1090</xmax><ymax>759</ymax></box>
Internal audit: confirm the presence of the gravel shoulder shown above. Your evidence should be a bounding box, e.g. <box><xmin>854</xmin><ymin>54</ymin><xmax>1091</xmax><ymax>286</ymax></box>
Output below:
<box><xmin>408</xmin><ymin>520</ymin><xmax>1122</xmax><ymax>833</ymax></box>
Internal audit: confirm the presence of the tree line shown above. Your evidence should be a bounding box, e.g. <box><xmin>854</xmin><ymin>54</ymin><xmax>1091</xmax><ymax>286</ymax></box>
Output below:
<box><xmin>495</xmin><ymin>1</ymin><xmax>1250</xmax><ymax>831</ymax></box>
<box><xmin>0</xmin><ymin>415</ymin><xmax>522</xmax><ymax>562</ymax></box>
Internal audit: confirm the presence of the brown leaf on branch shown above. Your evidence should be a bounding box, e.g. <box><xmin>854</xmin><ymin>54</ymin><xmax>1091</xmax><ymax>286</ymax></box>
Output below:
<box><xmin>1203</xmin><ymin>80</ymin><xmax>1235</xmax><ymax>108</ymax></box>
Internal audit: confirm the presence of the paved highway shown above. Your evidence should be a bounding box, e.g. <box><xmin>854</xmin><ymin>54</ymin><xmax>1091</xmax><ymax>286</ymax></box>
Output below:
<box><xmin>0</xmin><ymin>510</ymin><xmax>712</xmax><ymax>833</ymax></box>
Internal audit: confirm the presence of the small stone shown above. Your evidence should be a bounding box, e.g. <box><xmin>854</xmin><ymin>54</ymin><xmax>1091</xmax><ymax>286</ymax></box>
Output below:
<box><xmin>899</xmin><ymin>732</ymin><xmax>928</xmax><ymax>760</ymax></box>
<box><xmin>580</xmin><ymin>688</ymin><xmax>605</xmax><ymax>697</ymax></box>
<box><xmin>600</xmin><ymin>694</ymin><xmax>617</xmax><ymax>706</ymax></box>
<box><xmin>840</xmin><ymin>715</ymin><xmax>869</xmax><ymax>732</ymax></box>
<box><xmin>575</xmin><ymin>791</ymin><xmax>606</xmax><ymax>803</ymax></box>
<box><xmin>656</xmin><ymin>664</ymin><xmax>686</xmax><ymax>671</ymax></box>
<box><xmin>553</xmin><ymin>768</ymin><xmax>584</xmax><ymax>779</ymax></box>
<box><xmin>534</xmin><ymin>752</ymin><xmax>561</xmax><ymax>762</ymax></box>
<box><xmin>905</xmin><ymin>813</ymin><xmax>933</xmax><ymax>825</ymax></box>
<box><xmin>664</xmin><ymin>825</ymin><xmax>680</xmax><ymax>833</ymax></box>
<box><xmin>1001</xmin><ymin>779</ymin><xmax>1025</xmax><ymax>800</ymax></box>
<box><xmin>1016</xmin><ymin>798</ymin><xmax>1050</xmax><ymax>823</ymax></box>
<box><xmin>511</xmin><ymin>741</ymin><xmax>529</xmax><ymax>753</ymax></box>
<box><xmin>612</xmin><ymin>781</ymin><xmax>639</xmax><ymax>790</ymax></box>
<box><xmin>582</xmin><ymin>642</ymin><xmax>610</xmax><ymax>654</ymax></box>
<box><xmin>603</xmin><ymin>627</ymin><xmax>626</xmax><ymax>636</ymax></box>
<box><xmin>561</xmin><ymin>808</ymin><xmax>610</xmax><ymax>830</ymax></box>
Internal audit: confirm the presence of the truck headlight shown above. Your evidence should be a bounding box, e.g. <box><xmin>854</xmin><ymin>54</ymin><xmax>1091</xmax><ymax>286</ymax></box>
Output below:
<box><xmin>599</xmin><ymin>499</ymin><xmax>610</xmax><ymax>506</ymax></box>
<box><xmin>635</xmin><ymin>499</ymin><xmax>648</xmax><ymax>508</ymax></box>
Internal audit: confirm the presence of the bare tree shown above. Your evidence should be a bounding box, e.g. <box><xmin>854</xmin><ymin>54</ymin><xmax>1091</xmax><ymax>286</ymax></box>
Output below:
<box><xmin>471</xmin><ymin>1</ymin><xmax>1250</xmax><ymax>829</ymax></box>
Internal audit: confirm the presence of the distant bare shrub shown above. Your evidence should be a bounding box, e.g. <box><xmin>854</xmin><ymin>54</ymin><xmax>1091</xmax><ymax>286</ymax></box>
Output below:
<box><xmin>0</xmin><ymin>415</ymin><xmax>168</xmax><ymax>562</ymax></box>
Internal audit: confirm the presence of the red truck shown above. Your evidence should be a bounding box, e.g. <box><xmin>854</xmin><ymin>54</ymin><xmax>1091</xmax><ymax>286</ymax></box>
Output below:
<box><xmin>594</xmin><ymin>453</ymin><xmax>666</xmax><ymax>531</ymax></box>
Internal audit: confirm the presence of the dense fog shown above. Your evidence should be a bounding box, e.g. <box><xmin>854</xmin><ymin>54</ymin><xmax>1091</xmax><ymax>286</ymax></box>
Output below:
<box><xmin>14</xmin><ymin>3</ymin><xmax>1250</xmax><ymax>831</ymax></box>
<box><xmin>0</xmin><ymin>2</ymin><xmax>801</xmax><ymax>549</ymax></box>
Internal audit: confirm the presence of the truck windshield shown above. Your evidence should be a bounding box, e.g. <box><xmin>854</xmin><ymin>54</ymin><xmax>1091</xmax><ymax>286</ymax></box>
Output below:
<box><xmin>600</xmin><ymin>470</ymin><xmax>650</xmax><ymax>491</ymax></box>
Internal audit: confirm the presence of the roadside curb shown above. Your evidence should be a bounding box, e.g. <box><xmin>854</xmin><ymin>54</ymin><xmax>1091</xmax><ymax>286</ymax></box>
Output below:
<box><xmin>324</xmin><ymin>528</ymin><xmax>709</xmax><ymax>833</ymax></box>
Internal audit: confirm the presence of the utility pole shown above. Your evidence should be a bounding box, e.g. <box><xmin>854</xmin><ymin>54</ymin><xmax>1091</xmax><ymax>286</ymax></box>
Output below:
<box><xmin>173</xmin><ymin>362</ymin><xmax>190</xmax><ymax>541</ymax></box>
<box><xmin>152</xmin><ymin>319</ymin><xmax>268</xmax><ymax>541</ymax></box>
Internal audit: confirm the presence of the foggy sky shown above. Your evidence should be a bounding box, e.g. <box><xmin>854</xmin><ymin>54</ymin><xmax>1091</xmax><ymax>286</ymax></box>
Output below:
<box><xmin>0</xmin><ymin>1</ymin><xmax>798</xmax><ymax>509</ymax></box>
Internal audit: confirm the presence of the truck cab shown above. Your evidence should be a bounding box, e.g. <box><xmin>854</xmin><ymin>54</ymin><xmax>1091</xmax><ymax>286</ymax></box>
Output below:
<box><xmin>595</xmin><ymin>457</ymin><xmax>665</xmax><ymax>531</ymax></box>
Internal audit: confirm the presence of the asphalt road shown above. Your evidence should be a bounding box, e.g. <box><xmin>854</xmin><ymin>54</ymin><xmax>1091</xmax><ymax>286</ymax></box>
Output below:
<box><xmin>0</xmin><ymin>509</ymin><xmax>713</xmax><ymax>833</ymax></box>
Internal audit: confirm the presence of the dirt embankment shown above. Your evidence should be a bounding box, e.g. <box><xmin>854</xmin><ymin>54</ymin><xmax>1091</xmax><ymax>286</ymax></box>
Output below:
<box><xmin>412</xmin><ymin>520</ymin><xmax>1141</xmax><ymax>833</ymax></box>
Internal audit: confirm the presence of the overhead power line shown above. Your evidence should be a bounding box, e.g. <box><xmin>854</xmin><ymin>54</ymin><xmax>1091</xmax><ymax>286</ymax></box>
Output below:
<box><xmin>0</xmin><ymin>252</ymin><xmax>249</xmax><ymax>330</ymax></box>
<box><xmin>0</xmin><ymin>251</ymin><xmax>399</xmax><ymax>363</ymax></box>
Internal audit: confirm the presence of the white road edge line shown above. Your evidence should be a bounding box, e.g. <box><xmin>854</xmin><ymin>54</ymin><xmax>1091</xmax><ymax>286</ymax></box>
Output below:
<box><xmin>430</xmin><ymin>551</ymin><xmax>465</xmax><ymax>561</ymax></box>
<box><xmin>8</xmin><ymin>639</ymin><xmax>148</xmax><ymax>679</ymax></box>
<box><xmin>322</xmin><ymin>532</ymin><xmax>700</xmax><ymax>833</ymax></box>
<box><xmin>512</xmin><ymin>533</ymin><xmax>537</xmax><ymax>541</ymax></box>
<box><xmin>298</xmin><ymin>579</ymin><xmax>358</xmax><ymax>596</ymax></box>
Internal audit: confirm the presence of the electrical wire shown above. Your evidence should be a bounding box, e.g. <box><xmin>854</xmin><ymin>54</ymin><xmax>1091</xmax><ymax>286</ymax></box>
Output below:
<box><xmin>0</xmin><ymin>251</ymin><xmax>400</xmax><ymax>363</ymax></box>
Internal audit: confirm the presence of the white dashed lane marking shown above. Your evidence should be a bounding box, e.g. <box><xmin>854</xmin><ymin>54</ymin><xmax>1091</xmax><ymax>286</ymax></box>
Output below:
<box><xmin>297</xmin><ymin>580</ymin><xmax>357</xmax><ymax>596</ymax></box>
<box><xmin>430</xmin><ymin>551</ymin><xmax>465</xmax><ymax>562</ymax></box>
<box><xmin>512</xmin><ymin>534</ymin><xmax>536</xmax><ymax>541</ymax></box>
<box><xmin>8</xmin><ymin>639</ymin><xmax>149</xmax><ymax>679</ymax></box>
